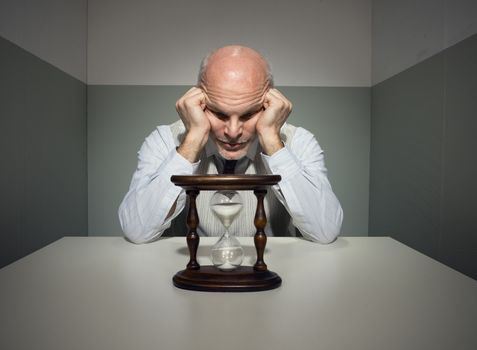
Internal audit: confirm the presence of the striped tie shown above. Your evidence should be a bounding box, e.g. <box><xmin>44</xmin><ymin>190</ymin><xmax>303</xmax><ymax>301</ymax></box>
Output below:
<box><xmin>223</xmin><ymin>159</ymin><xmax>237</xmax><ymax>174</ymax></box>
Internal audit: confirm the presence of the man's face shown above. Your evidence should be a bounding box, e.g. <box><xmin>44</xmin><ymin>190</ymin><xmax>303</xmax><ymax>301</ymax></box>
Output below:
<box><xmin>201</xmin><ymin>79</ymin><xmax>269</xmax><ymax>160</ymax></box>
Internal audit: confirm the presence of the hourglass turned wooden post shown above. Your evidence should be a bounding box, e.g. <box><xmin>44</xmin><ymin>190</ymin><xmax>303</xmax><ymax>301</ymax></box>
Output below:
<box><xmin>253</xmin><ymin>189</ymin><xmax>268</xmax><ymax>272</ymax></box>
<box><xmin>186</xmin><ymin>189</ymin><xmax>200</xmax><ymax>270</ymax></box>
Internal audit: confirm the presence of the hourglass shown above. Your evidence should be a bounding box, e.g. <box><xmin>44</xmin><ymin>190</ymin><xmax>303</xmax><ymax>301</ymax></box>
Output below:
<box><xmin>170</xmin><ymin>174</ymin><xmax>282</xmax><ymax>292</ymax></box>
<box><xmin>210</xmin><ymin>190</ymin><xmax>244</xmax><ymax>270</ymax></box>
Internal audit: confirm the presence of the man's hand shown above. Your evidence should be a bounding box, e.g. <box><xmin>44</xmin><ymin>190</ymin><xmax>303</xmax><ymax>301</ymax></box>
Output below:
<box><xmin>175</xmin><ymin>87</ymin><xmax>210</xmax><ymax>162</ymax></box>
<box><xmin>256</xmin><ymin>88</ymin><xmax>293</xmax><ymax>155</ymax></box>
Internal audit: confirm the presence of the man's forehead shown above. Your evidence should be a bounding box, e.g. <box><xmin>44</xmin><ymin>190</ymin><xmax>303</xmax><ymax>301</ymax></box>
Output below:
<box><xmin>206</xmin><ymin>99</ymin><xmax>263</xmax><ymax>115</ymax></box>
<box><xmin>203</xmin><ymin>78</ymin><xmax>268</xmax><ymax>100</ymax></box>
<box><xmin>204</xmin><ymin>86</ymin><xmax>266</xmax><ymax>112</ymax></box>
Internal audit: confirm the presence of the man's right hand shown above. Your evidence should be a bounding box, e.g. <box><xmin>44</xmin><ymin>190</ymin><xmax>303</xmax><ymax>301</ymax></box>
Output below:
<box><xmin>175</xmin><ymin>87</ymin><xmax>210</xmax><ymax>162</ymax></box>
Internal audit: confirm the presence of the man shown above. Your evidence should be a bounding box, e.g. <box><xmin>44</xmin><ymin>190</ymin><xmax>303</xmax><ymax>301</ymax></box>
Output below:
<box><xmin>119</xmin><ymin>45</ymin><xmax>343</xmax><ymax>244</ymax></box>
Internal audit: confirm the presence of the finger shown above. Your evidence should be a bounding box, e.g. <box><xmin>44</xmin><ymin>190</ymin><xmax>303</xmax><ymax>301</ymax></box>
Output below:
<box><xmin>263</xmin><ymin>95</ymin><xmax>271</xmax><ymax>109</ymax></box>
<box><xmin>269</xmin><ymin>88</ymin><xmax>289</xmax><ymax>102</ymax></box>
<box><xmin>268</xmin><ymin>88</ymin><xmax>292</xmax><ymax>111</ymax></box>
<box><xmin>176</xmin><ymin>89</ymin><xmax>207</xmax><ymax>113</ymax></box>
<box><xmin>182</xmin><ymin>89</ymin><xmax>206</xmax><ymax>106</ymax></box>
<box><xmin>264</xmin><ymin>89</ymin><xmax>282</xmax><ymax>107</ymax></box>
<box><xmin>264</xmin><ymin>89</ymin><xmax>276</xmax><ymax>103</ymax></box>
<box><xmin>182</xmin><ymin>86</ymin><xmax>204</xmax><ymax>99</ymax></box>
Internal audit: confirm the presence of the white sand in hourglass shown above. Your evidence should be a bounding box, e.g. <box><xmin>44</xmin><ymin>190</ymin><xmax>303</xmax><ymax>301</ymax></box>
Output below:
<box><xmin>210</xmin><ymin>191</ymin><xmax>244</xmax><ymax>271</ymax></box>
<box><xmin>211</xmin><ymin>202</ymin><xmax>242</xmax><ymax>228</ymax></box>
<box><xmin>211</xmin><ymin>247</ymin><xmax>241</xmax><ymax>270</ymax></box>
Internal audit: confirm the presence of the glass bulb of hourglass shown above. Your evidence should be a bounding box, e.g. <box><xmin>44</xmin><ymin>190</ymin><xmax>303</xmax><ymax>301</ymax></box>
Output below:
<box><xmin>210</xmin><ymin>190</ymin><xmax>244</xmax><ymax>271</ymax></box>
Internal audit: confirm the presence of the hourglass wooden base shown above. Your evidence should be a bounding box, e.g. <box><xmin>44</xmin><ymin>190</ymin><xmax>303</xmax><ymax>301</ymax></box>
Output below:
<box><xmin>171</xmin><ymin>175</ymin><xmax>282</xmax><ymax>292</ymax></box>
<box><xmin>173</xmin><ymin>266</ymin><xmax>281</xmax><ymax>292</ymax></box>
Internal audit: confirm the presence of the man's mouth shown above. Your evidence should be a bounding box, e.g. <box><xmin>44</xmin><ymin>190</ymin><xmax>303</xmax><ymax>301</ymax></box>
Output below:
<box><xmin>218</xmin><ymin>139</ymin><xmax>247</xmax><ymax>150</ymax></box>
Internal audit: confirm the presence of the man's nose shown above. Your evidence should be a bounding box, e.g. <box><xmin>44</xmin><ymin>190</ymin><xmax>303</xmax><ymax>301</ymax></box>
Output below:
<box><xmin>225</xmin><ymin>119</ymin><xmax>243</xmax><ymax>139</ymax></box>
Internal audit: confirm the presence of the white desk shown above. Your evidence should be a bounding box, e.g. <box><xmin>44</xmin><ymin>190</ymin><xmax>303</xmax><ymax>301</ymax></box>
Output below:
<box><xmin>1</xmin><ymin>237</ymin><xmax>476</xmax><ymax>350</ymax></box>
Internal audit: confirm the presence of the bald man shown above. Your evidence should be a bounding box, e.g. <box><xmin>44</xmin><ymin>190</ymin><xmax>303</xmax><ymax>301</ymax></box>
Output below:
<box><xmin>119</xmin><ymin>46</ymin><xmax>343</xmax><ymax>244</ymax></box>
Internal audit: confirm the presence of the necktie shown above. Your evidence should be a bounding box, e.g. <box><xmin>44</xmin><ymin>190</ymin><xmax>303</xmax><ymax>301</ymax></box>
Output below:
<box><xmin>223</xmin><ymin>159</ymin><xmax>237</xmax><ymax>174</ymax></box>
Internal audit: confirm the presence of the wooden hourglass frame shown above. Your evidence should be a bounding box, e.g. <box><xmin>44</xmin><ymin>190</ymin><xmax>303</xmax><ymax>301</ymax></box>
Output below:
<box><xmin>170</xmin><ymin>174</ymin><xmax>282</xmax><ymax>292</ymax></box>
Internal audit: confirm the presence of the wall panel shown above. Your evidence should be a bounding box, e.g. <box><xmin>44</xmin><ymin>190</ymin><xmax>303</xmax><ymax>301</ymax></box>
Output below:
<box><xmin>370</xmin><ymin>34</ymin><xmax>477</xmax><ymax>280</ymax></box>
<box><xmin>0</xmin><ymin>36</ymin><xmax>88</xmax><ymax>268</ymax></box>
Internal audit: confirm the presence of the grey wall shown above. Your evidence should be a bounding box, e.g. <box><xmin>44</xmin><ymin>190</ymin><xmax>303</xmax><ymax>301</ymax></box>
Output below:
<box><xmin>88</xmin><ymin>86</ymin><xmax>370</xmax><ymax>237</ymax></box>
<box><xmin>0</xmin><ymin>0</ymin><xmax>87</xmax><ymax>82</ymax></box>
<box><xmin>369</xmin><ymin>34</ymin><xmax>477</xmax><ymax>280</ymax></box>
<box><xmin>0</xmin><ymin>36</ymin><xmax>88</xmax><ymax>268</ymax></box>
<box><xmin>372</xmin><ymin>0</ymin><xmax>477</xmax><ymax>84</ymax></box>
<box><xmin>88</xmin><ymin>0</ymin><xmax>371</xmax><ymax>86</ymax></box>
<box><xmin>86</xmin><ymin>0</ymin><xmax>372</xmax><ymax>240</ymax></box>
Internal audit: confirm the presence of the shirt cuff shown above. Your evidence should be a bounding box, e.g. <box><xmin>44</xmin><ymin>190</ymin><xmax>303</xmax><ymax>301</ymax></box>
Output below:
<box><xmin>260</xmin><ymin>146</ymin><xmax>301</xmax><ymax>181</ymax></box>
<box><xmin>172</xmin><ymin>149</ymin><xmax>201</xmax><ymax>174</ymax></box>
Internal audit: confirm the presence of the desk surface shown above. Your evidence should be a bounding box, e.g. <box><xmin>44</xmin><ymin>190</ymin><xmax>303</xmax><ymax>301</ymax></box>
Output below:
<box><xmin>1</xmin><ymin>237</ymin><xmax>476</xmax><ymax>350</ymax></box>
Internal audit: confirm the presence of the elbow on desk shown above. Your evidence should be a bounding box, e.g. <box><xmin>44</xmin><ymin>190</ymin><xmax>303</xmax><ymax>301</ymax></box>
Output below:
<box><xmin>119</xmin><ymin>219</ymin><xmax>147</xmax><ymax>244</ymax></box>
<box><xmin>118</xmin><ymin>207</ymin><xmax>163</xmax><ymax>244</ymax></box>
<box><xmin>319</xmin><ymin>203</ymin><xmax>344</xmax><ymax>244</ymax></box>
<box><xmin>301</xmin><ymin>229</ymin><xmax>339</xmax><ymax>245</ymax></box>
<box><xmin>122</xmin><ymin>231</ymin><xmax>149</xmax><ymax>244</ymax></box>
<box><xmin>317</xmin><ymin>233</ymin><xmax>339</xmax><ymax>245</ymax></box>
<box><xmin>121</xmin><ymin>224</ymin><xmax>162</xmax><ymax>244</ymax></box>
<box><xmin>298</xmin><ymin>207</ymin><xmax>343</xmax><ymax>244</ymax></box>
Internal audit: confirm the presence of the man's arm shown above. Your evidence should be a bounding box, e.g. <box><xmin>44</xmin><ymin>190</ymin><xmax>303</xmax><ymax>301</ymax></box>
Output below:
<box><xmin>256</xmin><ymin>88</ymin><xmax>291</xmax><ymax>156</ymax></box>
<box><xmin>256</xmin><ymin>88</ymin><xmax>342</xmax><ymax>243</ymax></box>
<box><xmin>118</xmin><ymin>126</ymin><xmax>197</xmax><ymax>243</ymax></box>
<box><xmin>119</xmin><ymin>87</ymin><xmax>210</xmax><ymax>243</ymax></box>
<box><xmin>262</xmin><ymin>127</ymin><xmax>343</xmax><ymax>243</ymax></box>
<box><xmin>175</xmin><ymin>87</ymin><xmax>210</xmax><ymax>162</ymax></box>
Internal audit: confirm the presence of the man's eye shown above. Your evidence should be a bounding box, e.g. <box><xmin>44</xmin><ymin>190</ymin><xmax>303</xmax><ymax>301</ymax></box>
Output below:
<box><xmin>240</xmin><ymin>109</ymin><xmax>262</xmax><ymax>121</ymax></box>
<box><xmin>215</xmin><ymin>112</ymin><xmax>228</xmax><ymax>120</ymax></box>
<box><xmin>206</xmin><ymin>108</ymin><xmax>227</xmax><ymax>120</ymax></box>
<box><xmin>240</xmin><ymin>113</ymin><xmax>254</xmax><ymax>121</ymax></box>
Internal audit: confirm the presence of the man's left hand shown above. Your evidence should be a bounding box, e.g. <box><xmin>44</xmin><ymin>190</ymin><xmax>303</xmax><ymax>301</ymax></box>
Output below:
<box><xmin>256</xmin><ymin>88</ymin><xmax>293</xmax><ymax>155</ymax></box>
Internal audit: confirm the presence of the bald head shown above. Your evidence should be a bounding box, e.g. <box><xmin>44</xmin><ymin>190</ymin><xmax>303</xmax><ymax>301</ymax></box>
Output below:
<box><xmin>198</xmin><ymin>45</ymin><xmax>273</xmax><ymax>88</ymax></box>
<box><xmin>196</xmin><ymin>46</ymin><xmax>273</xmax><ymax>160</ymax></box>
